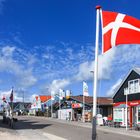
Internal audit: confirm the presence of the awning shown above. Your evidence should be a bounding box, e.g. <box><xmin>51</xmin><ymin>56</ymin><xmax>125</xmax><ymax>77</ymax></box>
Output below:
<box><xmin>114</xmin><ymin>104</ymin><xmax>129</xmax><ymax>108</ymax></box>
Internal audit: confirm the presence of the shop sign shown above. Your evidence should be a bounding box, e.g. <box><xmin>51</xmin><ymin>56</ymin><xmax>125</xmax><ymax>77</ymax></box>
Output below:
<box><xmin>114</xmin><ymin>100</ymin><xmax>140</xmax><ymax>107</ymax></box>
<box><xmin>129</xmin><ymin>102</ymin><xmax>139</xmax><ymax>106</ymax></box>
<box><xmin>72</xmin><ymin>103</ymin><xmax>82</xmax><ymax>108</ymax></box>
<box><xmin>113</xmin><ymin>108</ymin><xmax>123</xmax><ymax>122</ymax></box>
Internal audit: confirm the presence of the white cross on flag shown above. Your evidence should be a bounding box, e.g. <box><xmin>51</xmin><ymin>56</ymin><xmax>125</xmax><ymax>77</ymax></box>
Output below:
<box><xmin>101</xmin><ymin>11</ymin><xmax>140</xmax><ymax>53</ymax></box>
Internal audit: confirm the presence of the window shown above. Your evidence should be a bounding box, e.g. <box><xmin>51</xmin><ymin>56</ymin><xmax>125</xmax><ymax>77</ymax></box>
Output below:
<box><xmin>134</xmin><ymin>80</ymin><xmax>139</xmax><ymax>93</ymax></box>
<box><xmin>128</xmin><ymin>79</ymin><xmax>140</xmax><ymax>94</ymax></box>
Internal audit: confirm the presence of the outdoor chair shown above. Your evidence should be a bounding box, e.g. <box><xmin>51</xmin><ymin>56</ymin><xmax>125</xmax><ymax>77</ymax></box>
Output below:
<box><xmin>107</xmin><ymin>120</ymin><xmax>114</xmax><ymax>127</ymax></box>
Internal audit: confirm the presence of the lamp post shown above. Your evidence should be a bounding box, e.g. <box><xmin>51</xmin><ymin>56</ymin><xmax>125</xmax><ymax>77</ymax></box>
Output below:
<box><xmin>51</xmin><ymin>91</ymin><xmax>55</xmax><ymax>118</ymax></box>
<box><xmin>59</xmin><ymin>89</ymin><xmax>65</xmax><ymax>119</ymax></box>
<box><xmin>124</xmin><ymin>87</ymin><xmax>128</xmax><ymax>131</ymax></box>
<box><xmin>51</xmin><ymin>98</ymin><xmax>53</xmax><ymax>118</ymax></box>
<box><xmin>46</xmin><ymin>106</ymin><xmax>49</xmax><ymax>117</ymax></box>
<box><xmin>90</xmin><ymin>70</ymin><xmax>94</xmax><ymax>115</ymax></box>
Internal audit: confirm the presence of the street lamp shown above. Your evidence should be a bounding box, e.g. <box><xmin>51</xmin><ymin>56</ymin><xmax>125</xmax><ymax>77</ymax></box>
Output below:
<box><xmin>51</xmin><ymin>91</ymin><xmax>55</xmax><ymax>118</ymax></box>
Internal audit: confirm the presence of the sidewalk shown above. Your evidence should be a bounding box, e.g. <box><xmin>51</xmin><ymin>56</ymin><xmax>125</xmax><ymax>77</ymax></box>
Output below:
<box><xmin>97</xmin><ymin>126</ymin><xmax>140</xmax><ymax>139</ymax></box>
<box><xmin>0</xmin><ymin>129</ymin><xmax>66</xmax><ymax>140</ymax></box>
<box><xmin>33</xmin><ymin>116</ymin><xmax>140</xmax><ymax>139</ymax></box>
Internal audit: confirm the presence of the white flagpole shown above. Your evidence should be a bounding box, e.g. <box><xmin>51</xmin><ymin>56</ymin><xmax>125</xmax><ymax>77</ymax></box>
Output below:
<box><xmin>59</xmin><ymin>89</ymin><xmax>62</xmax><ymax>119</ymax></box>
<box><xmin>11</xmin><ymin>87</ymin><xmax>14</xmax><ymax>119</ymax></box>
<box><xmin>92</xmin><ymin>6</ymin><xmax>101</xmax><ymax>140</ymax></box>
<box><xmin>51</xmin><ymin>91</ymin><xmax>53</xmax><ymax>118</ymax></box>
<box><xmin>83</xmin><ymin>95</ymin><xmax>85</xmax><ymax>122</ymax></box>
<box><xmin>59</xmin><ymin>95</ymin><xmax>61</xmax><ymax>119</ymax></box>
<box><xmin>83</xmin><ymin>82</ymin><xmax>85</xmax><ymax>122</ymax></box>
<box><xmin>51</xmin><ymin>98</ymin><xmax>53</xmax><ymax>118</ymax></box>
<box><xmin>59</xmin><ymin>96</ymin><xmax>61</xmax><ymax>110</ymax></box>
<box><xmin>126</xmin><ymin>89</ymin><xmax>128</xmax><ymax>130</ymax></box>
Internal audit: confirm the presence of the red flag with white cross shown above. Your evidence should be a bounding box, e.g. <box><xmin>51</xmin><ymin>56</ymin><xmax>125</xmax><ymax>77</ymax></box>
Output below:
<box><xmin>101</xmin><ymin>11</ymin><xmax>140</xmax><ymax>53</ymax></box>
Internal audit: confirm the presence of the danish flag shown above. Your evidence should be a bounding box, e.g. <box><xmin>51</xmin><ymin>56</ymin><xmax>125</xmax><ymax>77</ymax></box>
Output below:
<box><xmin>2</xmin><ymin>96</ymin><xmax>7</xmax><ymax>103</ymax></box>
<box><xmin>101</xmin><ymin>11</ymin><xmax>140</xmax><ymax>53</ymax></box>
<box><xmin>10</xmin><ymin>88</ymin><xmax>13</xmax><ymax>102</ymax></box>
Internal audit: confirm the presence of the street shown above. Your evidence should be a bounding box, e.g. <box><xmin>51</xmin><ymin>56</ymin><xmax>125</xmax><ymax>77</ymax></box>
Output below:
<box><xmin>0</xmin><ymin>116</ymin><xmax>140</xmax><ymax>140</ymax></box>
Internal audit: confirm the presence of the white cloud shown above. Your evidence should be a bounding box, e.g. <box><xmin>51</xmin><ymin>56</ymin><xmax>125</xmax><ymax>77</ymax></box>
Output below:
<box><xmin>104</xmin><ymin>44</ymin><xmax>140</xmax><ymax>96</ymax></box>
<box><xmin>113</xmin><ymin>45</ymin><xmax>140</xmax><ymax>69</ymax></box>
<box><xmin>75</xmin><ymin>44</ymin><xmax>140</xmax><ymax>83</ymax></box>
<box><xmin>0</xmin><ymin>88</ymin><xmax>37</xmax><ymax>103</ymax></box>
<box><xmin>107</xmin><ymin>78</ymin><xmax>122</xmax><ymax>97</ymax></box>
<box><xmin>75</xmin><ymin>61</ymin><xmax>93</xmax><ymax>81</ymax></box>
<box><xmin>75</xmin><ymin>47</ymin><xmax>117</xmax><ymax>81</ymax></box>
<box><xmin>49</xmin><ymin>79</ymin><xmax>70</xmax><ymax>93</ymax></box>
<box><xmin>0</xmin><ymin>89</ymin><xmax>11</xmax><ymax>98</ymax></box>
<box><xmin>98</xmin><ymin>47</ymin><xmax>116</xmax><ymax>79</ymax></box>
<box><xmin>16</xmin><ymin>69</ymin><xmax>37</xmax><ymax>87</ymax></box>
<box><xmin>0</xmin><ymin>89</ymin><xmax>18</xmax><ymax>103</ymax></box>
<box><xmin>0</xmin><ymin>46</ymin><xmax>37</xmax><ymax>88</ymax></box>
<box><xmin>42</xmin><ymin>53</ymin><xmax>54</xmax><ymax>60</ymax></box>
<box><xmin>29</xmin><ymin>94</ymin><xmax>38</xmax><ymax>102</ymax></box>
<box><xmin>1</xmin><ymin>46</ymin><xmax>15</xmax><ymax>57</ymax></box>
<box><xmin>27</xmin><ymin>55</ymin><xmax>37</xmax><ymax>66</ymax></box>
<box><xmin>0</xmin><ymin>58</ymin><xmax>37</xmax><ymax>87</ymax></box>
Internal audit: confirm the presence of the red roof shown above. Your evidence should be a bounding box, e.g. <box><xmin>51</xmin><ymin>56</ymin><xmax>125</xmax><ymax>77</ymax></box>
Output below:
<box><xmin>70</xmin><ymin>96</ymin><xmax>113</xmax><ymax>105</ymax></box>
<box><xmin>35</xmin><ymin>95</ymin><xmax>51</xmax><ymax>103</ymax></box>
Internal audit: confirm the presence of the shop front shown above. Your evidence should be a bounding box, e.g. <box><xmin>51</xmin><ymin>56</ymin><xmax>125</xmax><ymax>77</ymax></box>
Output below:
<box><xmin>113</xmin><ymin>100</ymin><xmax>140</xmax><ymax>127</ymax></box>
<box><xmin>58</xmin><ymin>108</ymin><xmax>72</xmax><ymax>120</ymax></box>
<box><xmin>72</xmin><ymin>103</ymin><xmax>92</xmax><ymax>121</ymax></box>
<box><xmin>72</xmin><ymin>103</ymin><xmax>83</xmax><ymax>121</ymax></box>
<box><xmin>113</xmin><ymin>68</ymin><xmax>140</xmax><ymax>128</ymax></box>
<box><xmin>57</xmin><ymin>95</ymin><xmax>113</xmax><ymax>122</ymax></box>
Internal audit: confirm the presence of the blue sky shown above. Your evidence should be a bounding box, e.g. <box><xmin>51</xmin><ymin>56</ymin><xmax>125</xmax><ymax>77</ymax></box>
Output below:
<box><xmin>0</xmin><ymin>0</ymin><xmax>140</xmax><ymax>102</ymax></box>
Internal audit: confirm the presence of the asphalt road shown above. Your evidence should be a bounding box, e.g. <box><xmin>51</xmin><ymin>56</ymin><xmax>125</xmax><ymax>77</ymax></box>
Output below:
<box><xmin>0</xmin><ymin>116</ymin><xmax>140</xmax><ymax>140</ymax></box>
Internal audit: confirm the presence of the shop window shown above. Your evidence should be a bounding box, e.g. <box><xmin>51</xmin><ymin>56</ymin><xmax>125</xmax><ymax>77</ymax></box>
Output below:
<box><xmin>128</xmin><ymin>79</ymin><xmax>140</xmax><ymax>94</ymax></box>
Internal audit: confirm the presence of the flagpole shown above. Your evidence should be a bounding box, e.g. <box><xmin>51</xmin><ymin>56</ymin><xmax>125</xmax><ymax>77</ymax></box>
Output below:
<box><xmin>83</xmin><ymin>83</ymin><xmax>85</xmax><ymax>122</ymax></box>
<box><xmin>51</xmin><ymin>91</ymin><xmax>52</xmax><ymax>118</ymax></box>
<box><xmin>126</xmin><ymin>89</ymin><xmax>128</xmax><ymax>130</ymax></box>
<box><xmin>92</xmin><ymin>5</ymin><xmax>101</xmax><ymax>140</ymax></box>
<box><xmin>59</xmin><ymin>89</ymin><xmax>62</xmax><ymax>119</ymax></box>
<box><xmin>51</xmin><ymin>91</ymin><xmax>53</xmax><ymax>118</ymax></box>
<box><xmin>59</xmin><ymin>96</ymin><xmax>61</xmax><ymax>110</ymax></box>
<box><xmin>83</xmin><ymin>95</ymin><xmax>85</xmax><ymax>122</ymax></box>
<box><xmin>11</xmin><ymin>87</ymin><xmax>14</xmax><ymax>128</ymax></box>
<box><xmin>11</xmin><ymin>87</ymin><xmax>14</xmax><ymax>118</ymax></box>
<box><xmin>51</xmin><ymin>96</ymin><xmax>53</xmax><ymax>118</ymax></box>
<box><xmin>59</xmin><ymin>95</ymin><xmax>61</xmax><ymax>119</ymax></box>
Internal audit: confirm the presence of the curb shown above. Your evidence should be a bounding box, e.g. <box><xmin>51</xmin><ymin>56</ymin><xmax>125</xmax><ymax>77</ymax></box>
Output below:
<box><xmin>97</xmin><ymin>126</ymin><xmax>140</xmax><ymax>139</ymax></box>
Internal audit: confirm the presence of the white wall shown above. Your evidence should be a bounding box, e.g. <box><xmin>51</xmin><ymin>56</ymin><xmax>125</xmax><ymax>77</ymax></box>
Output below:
<box><xmin>58</xmin><ymin>109</ymin><xmax>72</xmax><ymax>120</ymax></box>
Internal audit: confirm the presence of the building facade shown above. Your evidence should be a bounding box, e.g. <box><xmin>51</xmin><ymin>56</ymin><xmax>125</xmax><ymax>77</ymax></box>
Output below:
<box><xmin>58</xmin><ymin>95</ymin><xmax>113</xmax><ymax>122</ymax></box>
<box><xmin>113</xmin><ymin>68</ymin><xmax>140</xmax><ymax>127</ymax></box>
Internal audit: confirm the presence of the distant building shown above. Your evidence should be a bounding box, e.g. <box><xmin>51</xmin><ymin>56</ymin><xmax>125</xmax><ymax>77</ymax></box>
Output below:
<box><xmin>58</xmin><ymin>95</ymin><xmax>113</xmax><ymax>121</ymax></box>
<box><xmin>8</xmin><ymin>102</ymin><xmax>31</xmax><ymax>115</ymax></box>
<box><xmin>30</xmin><ymin>95</ymin><xmax>51</xmax><ymax>115</ymax></box>
<box><xmin>30</xmin><ymin>94</ymin><xmax>113</xmax><ymax>121</ymax></box>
